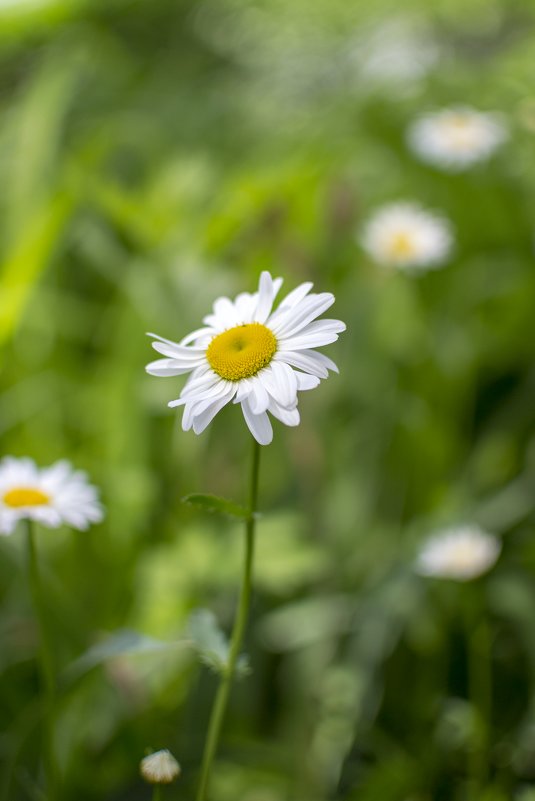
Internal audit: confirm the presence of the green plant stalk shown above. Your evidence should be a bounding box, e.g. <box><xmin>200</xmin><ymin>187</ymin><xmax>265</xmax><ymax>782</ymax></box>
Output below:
<box><xmin>152</xmin><ymin>786</ymin><xmax>162</xmax><ymax>801</ymax></box>
<box><xmin>26</xmin><ymin>520</ymin><xmax>60</xmax><ymax>800</ymax></box>
<box><xmin>466</xmin><ymin>604</ymin><xmax>492</xmax><ymax>799</ymax></box>
<box><xmin>195</xmin><ymin>438</ymin><xmax>261</xmax><ymax>801</ymax></box>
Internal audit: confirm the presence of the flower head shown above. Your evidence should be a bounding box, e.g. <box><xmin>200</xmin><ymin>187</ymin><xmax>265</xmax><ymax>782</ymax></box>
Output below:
<box><xmin>360</xmin><ymin>202</ymin><xmax>453</xmax><ymax>272</ymax></box>
<box><xmin>407</xmin><ymin>107</ymin><xmax>507</xmax><ymax>171</ymax></box>
<box><xmin>140</xmin><ymin>749</ymin><xmax>181</xmax><ymax>785</ymax></box>
<box><xmin>0</xmin><ymin>457</ymin><xmax>104</xmax><ymax>535</ymax></box>
<box><xmin>146</xmin><ymin>271</ymin><xmax>345</xmax><ymax>445</ymax></box>
<box><xmin>415</xmin><ymin>525</ymin><xmax>501</xmax><ymax>581</ymax></box>
<box><xmin>355</xmin><ymin>18</ymin><xmax>439</xmax><ymax>85</ymax></box>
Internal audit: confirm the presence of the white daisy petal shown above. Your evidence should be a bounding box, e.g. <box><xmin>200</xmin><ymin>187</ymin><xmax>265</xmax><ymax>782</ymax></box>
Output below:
<box><xmin>40</xmin><ymin>460</ymin><xmax>73</xmax><ymax>487</ymax></box>
<box><xmin>262</xmin><ymin>361</ymin><xmax>298</xmax><ymax>408</ymax></box>
<box><xmin>203</xmin><ymin>296</ymin><xmax>241</xmax><ymax>330</ymax></box>
<box><xmin>273</xmin><ymin>349</ymin><xmax>332</xmax><ymax>378</ymax></box>
<box><xmin>146</xmin><ymin>271</ymin><xmax>344</xmax><ymax>443</ymax></box>
<box><xmin>146</xmin><ymin>359</ymin><xmax>195</xmax><ymax>377</ymax></box>
<box><xmin>277</xmin><ymin>281</ymin><xmax>313</xmax><ymax>310</ymax></box>
<box><xmin>180</xmin><ymin>327</ymin><xmax>215</xmax><ymax>346</ymax></box>
<box><xmin>233</xmin><ymin>378</ymin><xmax>255</xmax><ymax>404</ymax></box>
<box><xmin>182</xmin><ymin>402</ymin><xmax>197</xmax><ymax>431</ymax></box>
<box><xmin>300</xmin><ymin>349</ymin><xmax>339</xmax><ymax>374</ymax></box>
<box><xmin>169</xmin><ymin>377</ymin><xmax>230</xmax><ymax>408</ymax></box>
<box><xmin>248</xmin><ymin>378</ymin><xmax>270</xmax><ymax>415</ymax></box>
<box><xmin>267</xmin><ymin>399</ymin><xmax>300</xmax><ymax>426</ymax></box>
<box><xmin>241</xmin><ymin>398</ymin><xmax>273</xmax><ymax>446</ymax></box>
<box><xmin>192</xmin><ymin>388</ymin><xmax>237</xmax><ymax>434</ymax></box>
<box><xmin>147</xmin><ymin>332</ymin><xmax>187</xmax><ymax>348</ymax></box>
<box><xmin>295</xmin><ymin>373</ymin><xmax>320</xmax><ymax>391</ymax></box>
<box><xmin>179</xmin><ymin>368</ymin><xmax>219</xmax><ymax>397</ymax></box>
<box><xmin>233</xmin><ymin>292</ymin><xmax>256</xmax><ymax>323</ymax></box>
<box><xmin>0</xmin><ymin>515</ymin><xmax>17</xmax><ymax>535</ymax></box>
<box><xmin>213</xmin><ymin>297</ymin><xmax>239</xmax><ymax>325</ymax></box>
<box><xmin>151</xmin><ymin>341</ymin><xmax>206</xmax><ymax>360</ymax></box>
<box><xmin>294</xmin><ymin>319</ymin><xmax>347</xmax><ymax>338</ymax></box>
<box><xmin>270</xmin><ymin>293</ymin><xmax>335</xmax><ymax>337</ymax></box>
<box><xmin>254</xmin><ymin>272</ymin><xmax>277</xmax><ymax>323</ymax></box>
<box><xmin>278</xmin><ymin>332</ymin><xmax>341</xmax><ymax>350</ymax></box>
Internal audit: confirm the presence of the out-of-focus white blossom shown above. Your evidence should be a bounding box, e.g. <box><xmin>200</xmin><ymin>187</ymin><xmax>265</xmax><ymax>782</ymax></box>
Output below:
<box><xmin>415</xmin><ymin>525</ymin><xmax>501</xmax><ymax>581</ymax></box>
<box><xmin>407</xmin><ymin>107</ymin><xmax>507</xmax><ymax>171</ymax></box>
<box><xmin>360</xmin><ymin>202</ymin><xmax>453</xmax><ymax>272</ymax></box>
<box><xmin>354</xmin><ymin>18</ymin><xmax>439</xmax><ymax>85</ymax></box>
<box><xmin>0</xmin><ymin>457</ymin><xmax>103</xmax><ymax>535</ymax></box>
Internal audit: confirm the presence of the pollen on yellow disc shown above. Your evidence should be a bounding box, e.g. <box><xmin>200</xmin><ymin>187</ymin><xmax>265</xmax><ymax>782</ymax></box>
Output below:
<box><xmin>3</xmin><ymin>487</ymin><xmax>50</xmax><ymax>508</ymax></box>
<box><xmin>387</xmin><ymin>232</ymin><xmax>416</xmax><ymax>259</ymax></box>
<box><xmin>207</xmin><ymin>323</ymin><xmax>277</xmax><ymax>381</ymax></box>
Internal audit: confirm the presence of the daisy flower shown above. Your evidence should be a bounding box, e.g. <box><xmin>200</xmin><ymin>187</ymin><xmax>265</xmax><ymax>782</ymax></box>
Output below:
<box><xmin>355</xmin><ymin>18</ymin><xmax>439</xmax><ymax>86</ymax></box>
<box><xmin>0</xmin><ymin>457</ymin><xmax>104</xmax><ymax>535</ymax></box>
<box><xmin>407</xmin><ymin>106</ymin><xmax>507</xmax><ymax>171</ymax></box>
<box><xmin>415</xmin><ymin>525</ymin><xmax>501</xmax><ymax>582</ymax></box>
<box><xmin>360</xmin><ymin>202</ymin><xmax>453</xmax><ymax>272</ymax></box>
<box><xmin>146</xmin><ymin>271</ymin><xmax>345</xmax><ymax>446</ymax></box>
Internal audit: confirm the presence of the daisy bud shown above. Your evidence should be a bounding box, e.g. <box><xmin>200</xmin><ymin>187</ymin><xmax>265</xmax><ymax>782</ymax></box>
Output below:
<box><xmin>140</xmin><ymin>749</ymin><xmax>181</xmax><ymax>785</ymax></box>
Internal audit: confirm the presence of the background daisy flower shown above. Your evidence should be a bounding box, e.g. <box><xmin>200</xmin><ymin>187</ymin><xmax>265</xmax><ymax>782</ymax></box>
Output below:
<box><xmin>407</xmin><ymin>106</ymin><xmax>507</xmax><ymax>171</ymax></box>
<box><xmin>415</xmin><ymin>525</ymin><xmax>501</xmax><ymax>581</ymax></box>
<box><xmin>360</xmin><ymin>201</ymin><xmax>453</xmax><ymax>272</ymax></box>
<box><xmin>146</xmin><ymin>271</ymin><xmax>345</xmax><ymax>445</ymax></box>
<box><xmin>0</xmin><ymin>457</ymin><xmax>104</xmax><ymax>535</ymax></box>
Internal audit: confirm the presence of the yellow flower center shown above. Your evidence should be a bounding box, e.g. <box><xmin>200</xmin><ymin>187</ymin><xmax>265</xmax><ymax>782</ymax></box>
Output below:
<box><xmin>207</xmin><ymin>323</ymin><xmax>277</xmax><ymax>381</ymax></box>
<box><xmin>3</xmin><ymin>487</ymin><xmax>50</xmax><ymax>508</ymax></box>
<box><xmin>448</xmin><ymin>114</ymin><xmax>471</xmax><ymax>129</ymax></box>
<box><xmin>445</xmin><ymin>115</ymin><xmax>478</xmax><ymax>148</ymax></box>
<box><xmin>387</xmin><ymin>231</ymin><xmax>416</xmax><ymax>259</ymax></box>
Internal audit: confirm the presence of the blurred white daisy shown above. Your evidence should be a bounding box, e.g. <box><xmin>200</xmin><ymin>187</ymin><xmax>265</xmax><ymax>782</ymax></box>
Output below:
<box><xmin>140</xmin><ymin>749</ymin><xmax>181</xmax><ymax>785</ymax></box>
<box><xmin>146</xmin><ymin>271</ymin><xmax>345</xmax><ymax>446</ymax></box>
<box><xmin>354</xmin><ymin>18</ymin><xmax>439</xmax><ymax>86</ymax></box>
<box><xmin>360</xmin><ymin>202</ymin><xmax>453</xmax><ymax>272</ymax></box>
<box><xmin>415</xmin><ymin>525</ymin><xmax>501</xmax><ymax>581</ymax></box>
<box><xmin>407</xmin><ymin>107</ymin><xmax>507</xmax><ymax>171</ymax></box>
<box><xmin>0</xmin><ymin>457</ymin><xmax>104</xmax><ymax>535</ymax></box>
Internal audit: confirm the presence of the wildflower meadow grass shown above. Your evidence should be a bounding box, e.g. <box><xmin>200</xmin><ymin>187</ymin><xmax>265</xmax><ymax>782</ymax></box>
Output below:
<box><xmin>1</xmin><ymin>1</ymin><xmax>535</xmax><ymax>800</ymax></box>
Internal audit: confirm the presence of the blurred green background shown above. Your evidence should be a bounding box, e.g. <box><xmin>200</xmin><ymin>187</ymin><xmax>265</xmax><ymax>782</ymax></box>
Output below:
<box><xmin>1</xmin><ymin>0</ymin><xmax>535</xmax><ymax>799</ymax></box>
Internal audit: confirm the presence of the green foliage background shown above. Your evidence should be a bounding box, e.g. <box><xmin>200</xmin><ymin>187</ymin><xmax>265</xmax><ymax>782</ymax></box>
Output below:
<box><xmin>1</xmin><ymin>0</ymin><xmax>535</xmax><ymax>799</ymax></box>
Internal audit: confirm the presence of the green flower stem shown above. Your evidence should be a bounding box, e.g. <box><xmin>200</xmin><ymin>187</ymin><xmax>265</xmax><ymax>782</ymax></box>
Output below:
<box><xmin>151</xmin><ymin>786</ymin><xmax>162</xmax><ymax>801</ymax></box>
<box><xmin>25</xmin><ymin>520</ymin><xmax>59</xmax><ymax>800</ymax></box>
<box><xmin>466</xmin><ymin>601</ymin><xmax>492</xmax><ymax>799</ymax></box>
<box><xmin>195</xmin><ymin>438</ymin><xmax>261</xmax><ymax>801</ymax></box>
